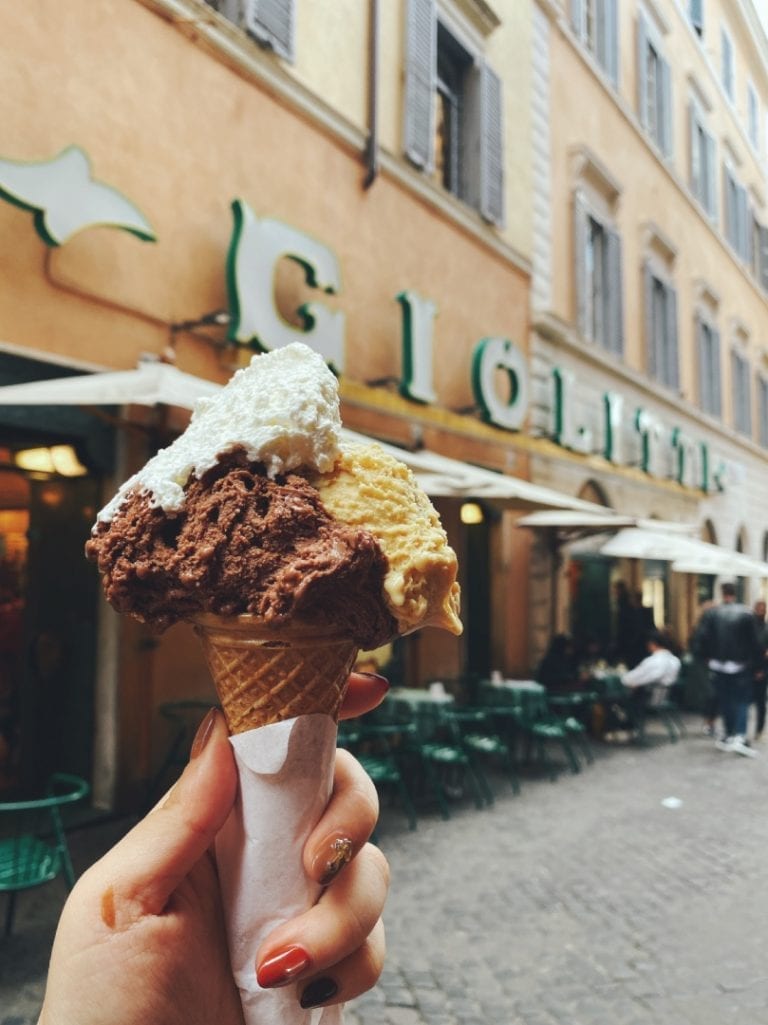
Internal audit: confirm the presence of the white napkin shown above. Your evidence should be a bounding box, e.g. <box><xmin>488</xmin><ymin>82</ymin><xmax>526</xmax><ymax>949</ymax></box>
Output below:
<box><xmin>215</xmin><ymin>714</ymin><xmax>344</xmax><ymax>1025</ymax></box>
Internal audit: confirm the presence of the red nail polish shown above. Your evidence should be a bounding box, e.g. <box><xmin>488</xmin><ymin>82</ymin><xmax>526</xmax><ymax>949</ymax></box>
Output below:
<box><xmin>257</xmin><ymin>946</ymin><xmax>311</xmax><ymax>989</ymax></box>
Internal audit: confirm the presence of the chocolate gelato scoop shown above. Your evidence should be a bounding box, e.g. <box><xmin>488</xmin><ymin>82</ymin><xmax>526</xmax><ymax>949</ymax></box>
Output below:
<box><xmin>86</xmin><ymin>450</ymin><xmax>397</xmax><ymax>649</ymax></box>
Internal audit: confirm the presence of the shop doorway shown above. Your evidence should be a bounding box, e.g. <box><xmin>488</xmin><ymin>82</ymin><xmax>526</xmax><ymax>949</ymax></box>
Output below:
<box><xmin>0</xmin><ymin>454</ymin><xmax>101</xmax><ymax>795</ymax></box>
<box><xmin>570</xmin><ymin>554</ymin><xmax>612</xmax><ymax>658</ymax></box>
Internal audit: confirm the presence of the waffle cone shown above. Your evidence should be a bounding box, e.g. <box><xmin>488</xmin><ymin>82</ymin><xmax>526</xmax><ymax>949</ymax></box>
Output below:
<box><xmin>192</xmin><ymin>614</ymin><xmax>358</xmax><ymax>734</ymax></box>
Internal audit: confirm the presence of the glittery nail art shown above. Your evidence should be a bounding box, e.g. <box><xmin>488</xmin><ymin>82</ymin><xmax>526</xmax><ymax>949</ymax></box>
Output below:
<box><xmin>318</xmin><ymin>836</ymin><xmax>353</xmax><ymax>885</ymax></box>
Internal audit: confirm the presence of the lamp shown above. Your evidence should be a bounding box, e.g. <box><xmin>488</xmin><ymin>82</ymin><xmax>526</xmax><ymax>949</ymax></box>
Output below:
<box><xmin>13</xmin><ymin>445</ymin><xmax>88</xmax><ymax>477</ymax></box>
<box><xmin>460</xmin><ymin>501</ymin><xmax>484</xmax><ymax>525</ymax></box>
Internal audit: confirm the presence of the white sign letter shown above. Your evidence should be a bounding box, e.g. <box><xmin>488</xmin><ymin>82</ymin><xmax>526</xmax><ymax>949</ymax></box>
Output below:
<box><xmin>472</xmin><ymin>338</ymin><xmax>529</xmax><ymax>431</ymax></box>
<box><xmin>397</xmin><ymin>290</ymin><xmax>438</xmax><ymax>404</ymax></box>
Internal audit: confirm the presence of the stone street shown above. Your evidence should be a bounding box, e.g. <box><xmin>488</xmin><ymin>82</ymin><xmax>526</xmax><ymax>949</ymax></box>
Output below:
<box><xmin>5</xmin><ymin>717</ymin><xmax>768</xmax><ymax>1024</ymax></box>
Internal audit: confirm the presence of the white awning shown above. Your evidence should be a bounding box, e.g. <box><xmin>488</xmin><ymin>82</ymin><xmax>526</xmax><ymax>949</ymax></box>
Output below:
<box><xmin>516</xmin><ymin>510</ymin><xmax>636</xmax><ymax>532</ymax></box>
<box><xmin>0</xmin><ymin>361</ymin><xmax>222</xmax><ymax>408</ymax></box>
<box><xmin>0</xmin><ymin>364</ymin><xmax>611</xmax><ymax>513</ymax></box>
<box><xmin>600</xmin><ymin>528</ymin><xmax>768</xmax><ymax>577</ymax></box>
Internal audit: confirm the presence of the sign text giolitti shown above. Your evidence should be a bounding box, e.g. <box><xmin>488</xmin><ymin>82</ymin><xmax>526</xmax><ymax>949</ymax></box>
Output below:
<box><xmin>228</xmin><ymin>202</ymin><xmax>722</xmax><ymax>494</ymax></box>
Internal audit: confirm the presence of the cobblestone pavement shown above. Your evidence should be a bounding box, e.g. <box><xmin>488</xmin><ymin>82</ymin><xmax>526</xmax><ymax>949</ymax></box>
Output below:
<box><xmin>5</xmin><ymin>718</ymin><xmax>768</xmax><ymax>1024</ymax></box>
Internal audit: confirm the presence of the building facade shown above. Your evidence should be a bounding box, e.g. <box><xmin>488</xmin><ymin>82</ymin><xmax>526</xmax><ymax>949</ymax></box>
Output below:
<box><xmin>529</xmin><ymin>0</ymin><xmax>768</xmax><ymax>661</ymax></box>
<box><xmin>0</xmin><ymin>0</ymin><xmax>541</xmax><ymax>809</ymax></box>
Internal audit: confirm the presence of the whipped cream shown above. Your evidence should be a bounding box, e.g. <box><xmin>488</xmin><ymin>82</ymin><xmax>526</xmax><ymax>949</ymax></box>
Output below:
<box><xmin>96</xmin><ymin>342</ymin><xmax>341</xmax><ymax>522</ymax></box>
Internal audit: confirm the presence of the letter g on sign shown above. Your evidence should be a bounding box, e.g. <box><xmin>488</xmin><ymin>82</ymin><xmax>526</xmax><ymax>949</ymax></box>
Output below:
<box><xmin>471</xmin><ymin>337</ymin><xmax>529</xmax><ymax>431</ymax></box>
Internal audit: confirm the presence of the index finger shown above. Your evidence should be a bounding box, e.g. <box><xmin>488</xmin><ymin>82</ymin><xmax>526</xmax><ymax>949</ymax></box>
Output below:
<box><xmin>340</xmin><ymin>673</ymin><xmax>389</xmax><ymax>720</ymax></box>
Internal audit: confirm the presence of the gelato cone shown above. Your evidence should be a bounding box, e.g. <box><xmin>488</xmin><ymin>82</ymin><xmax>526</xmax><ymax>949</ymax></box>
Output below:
<box><xmin>193</xmin><ymin>614</ymin><xmax>358</xmax><ymax>732</ymax></box>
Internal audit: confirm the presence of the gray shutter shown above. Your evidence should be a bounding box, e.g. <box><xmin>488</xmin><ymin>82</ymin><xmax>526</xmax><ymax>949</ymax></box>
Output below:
<box><xmin>688</xmin><ymin>103</ymin><xmax>698</xmax><ymax>197</ymax></box>
<box><xmin>571</xmin><ymin>0</ymin><xmax>583</xmax><ymax>34</ymax></box>
<box><xmin>574</xmin><ymin>190</ymin><xmax>589</xmax><ymax>337</ymax></box>
<box><xmin>695</xmin><ymin>314</ymin><xmax>706</xmax><ymax>408</ymax></box>
<box><xmin>738</xmin><ymin>183</ymin><xmax>749</xmax><ymax>261</ymax></box>
<box><xmin>605</xmin><ymin>227</ymin><xmax>623</xmax><ymax>356</ymax></box>
<box><xmin>690</xmin><ymin>0</ymin><xmax>704</xmax><ymax>33</ymax></box>
<box><xmin>660</xmin><ymin>57</ymin><xmax>673</xmax><ymax>157</ymax></box>
<box><xmin>637</xmin><ymin>12</ymin><xmax>649</xmax><ymax>128</ymax></box>
<box><xmin>479</xmin><ymin>63</ymin><xmax>505</xmax><ymax>226</ymax></box>
<box><xmin>600</xmin><ymin>0</ymin><xmax>620</xmax><ymax>86</ymax></box>
<box><xmin>643</xmin><ymin>261</ymin><xmax>655</xmax><ymax>378</ymax></box>
<box><xmin>403</xmin><ymin>0</ymin><xmax>436</xmax><ymax>171</ymax></box>
<box><xmin>243</xmin><ymin>0</ymin><xmax>294</xmax><ymax>60</ymax></box>
<box><xmin>705</xmin><ymin>132</ymin><xmax>718</xmax><ymax>219</ymax></box>
<box><xmin>665</xmin><ymin>283</ymin><xmax>679</xmax><ymax>390</ymax></box>
<box><xmin>711</xmin><ymin>327</ymin><xmax>722</xmax><ymax>416</ymax></box>
<box><xmin>760</xmin><ymin>225</ymin><xmax>768</xmax><ymax>292</ymax></box>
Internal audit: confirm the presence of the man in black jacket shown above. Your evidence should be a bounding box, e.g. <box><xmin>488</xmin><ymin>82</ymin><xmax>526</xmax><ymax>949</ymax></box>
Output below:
<box><xmin>692</xmin><ymin>582</ymin><xmax>762</xmax><ymax>756</ymax></box>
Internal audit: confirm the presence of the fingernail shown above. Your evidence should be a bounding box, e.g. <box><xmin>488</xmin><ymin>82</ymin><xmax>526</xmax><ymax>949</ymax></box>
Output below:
<box><xmin>256</xmin><ymin>946</ymin><xmax>311</xmax><ymax>989</ymax></box>
<box><xmin>300</xmin><ymin>977</ymin><xmax>338</xmax><ymax>1009</ymax></box>
<box><xmin>356</xmin><ymin>673</ymin><xmax>389</xmax><ymax>689</ymax></box>
<box><xmin>313</xmin><ymin>835</ymin><xmax>353</xmax><ymax>885</ymax></box>
<box><xmin>190</xmin><ymin>708</ymin><xmax>218</xmax><ymax>759</ymax></box>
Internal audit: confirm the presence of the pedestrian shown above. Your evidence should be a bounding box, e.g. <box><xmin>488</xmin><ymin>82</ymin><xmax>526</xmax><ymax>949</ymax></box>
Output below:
<box><xmin>752</xmin><ymin>599</ymin><xmax>768</xmax><ymax>741</ymax></box>
<box><xmin>691</xmin><ymin>582</ymin><xmax>763</xmax><ymax>757</ymax></box>
<box><xmin>620</xmin><ymin>629</ymin><xmax>681</xmax><ymax>736</ymax></box>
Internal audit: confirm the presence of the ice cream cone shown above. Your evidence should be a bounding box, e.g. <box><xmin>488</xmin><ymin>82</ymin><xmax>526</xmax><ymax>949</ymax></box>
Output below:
<box><xmin>192</xmin><ymin>613</ymin><xmax>358</xmax><ymax>734</ymax></box>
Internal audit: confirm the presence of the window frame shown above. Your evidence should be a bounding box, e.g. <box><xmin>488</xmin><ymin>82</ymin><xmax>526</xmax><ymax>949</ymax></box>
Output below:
<box><xmin>731</xmin><ymin>347</ymin><xmax>753</xmax><ymax>437</ymax></box>
<box><xmin>643</xmin><ymin>261</ymin><xmax>679</xmax><ymax>391</ymax></box>
<box><xmin>721</xmin><ymin>24</ymin><xmax>735</xmax><ymax>104</ymax></box>
<box><xmin>758</xmin><ymin>374</ymin><xmax>768</xmax><ymax>448</ymax></box>
<box><xmin>688</xmin><ymin>95</ymin><xmax>718</xmax><ymax>221</ymax></box>
<box><xmin>573</xmin><ymin>187</ymin><xmax>624</xmax><ymax>358</ymax></box>
<box><xmin>695</xmin><ymin>312</ymin><xmax>722</xmax><ymax>417</ymax></box>
<box><xmin>637</xmin><ymin>10</ymin><xmax>673</xmax><ymax>157</ymax></box>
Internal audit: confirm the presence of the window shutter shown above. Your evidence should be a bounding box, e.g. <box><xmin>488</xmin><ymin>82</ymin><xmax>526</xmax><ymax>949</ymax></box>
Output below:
<box><xmin>643</xmin><ymin>261</ymin><xmax>656</xmax><ymax>378</ymax></box>
<box><xmin>689</xmin><ymin>103</ymin><xmax>700</xmax><ymax>198</ymax></box>
<box><xmin>479</xmin><ymin>63</ymin><xmax>505</xmax><ymax>227</ymax></box>
<box><xmin>738</xmin><ymin>183</ymin><xmax>749</xmax><ymax>261</ymax></box>
<box><xmin>705</xmin><ymin>328</ymin><xmax>717</xmax><ymax>416</ymax></box>
<box><xmin>690</xmin><ymin>0</ymin><xmax>704</xmax><ymax>34</ymax></box>
<box><xmin>605</xmin><ymin>227</ymin><xmax>624</xmax><ymax>356</ymax></box>
<box><xmin>695</xmin><ymin>314</ymin><xmax>706</xmax><ymax>409</ymax></box>
<box><xmin>705</xmin><ymin>132</ymin><xmax>718</xmax><ymax>220</ymax></box>
<box><xmin>243</xmin><ymin>0</ymin><xmax>294</xmax><ymax>60</ymax></box>
<box><xmin>660</xmin><ymin>57</ymin><xmax>673</xmax><ymax>157</ymax></box>
<box><xmin>598</xmin><ymin>0</ymin><xmax>620</xmax><ymax>86</ymax></box>
<box><xmin>637</xmin><ymin>12</ymin><xmax>649</xmax><ymax>128</ymax></box>
<box><xmin>574</xmin><ymin>191</ymin><xmax>589</xmax><ymax>337</ymax></box>
<box><xmin>760</xmin><ymin>225</ymin><xmax>768</xmax><ymax>292</ymax></box>
<box><xmin>403</xmin><ymin>0</ymin><xmax>436</xmax><ymax>172</ymax></box>
<box><xmin>570</xmin><ymin>0</ymin><xmax>583</xmax><ymax>35</ymax></box>
<box><xmin>665</xmin><ymin>283</ymin><xmax>679</xmax><ymax>390</ymax></box>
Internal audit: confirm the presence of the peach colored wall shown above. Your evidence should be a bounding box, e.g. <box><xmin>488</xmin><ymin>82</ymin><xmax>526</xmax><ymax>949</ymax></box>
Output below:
<box><xmin>0</xmin><ymin>0</ymin><xmax>532</xmax><ymax>797</ymax></box>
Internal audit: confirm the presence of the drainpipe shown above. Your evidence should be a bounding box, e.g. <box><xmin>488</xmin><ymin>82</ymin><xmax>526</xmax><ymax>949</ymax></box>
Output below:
<box><xmin>363</xmin><ymin>0</ymin><xmax>379</xmax><ymax>189</ymax></box>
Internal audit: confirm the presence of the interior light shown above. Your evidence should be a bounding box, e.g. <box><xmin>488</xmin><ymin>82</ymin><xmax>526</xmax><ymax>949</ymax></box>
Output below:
<box><xmin>14</xmin><ymin>445</ymin><xmax>88</xmax><ymax>477</ymax></box>
<box><xmin>460</xmin><ymin>501</ymin><xmax>484</xmax><ymax>525</ymax></box>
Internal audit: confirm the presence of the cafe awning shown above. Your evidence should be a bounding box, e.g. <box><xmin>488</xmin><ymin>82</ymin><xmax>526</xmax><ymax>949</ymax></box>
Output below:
<box><xmin>0</xmin><ymin>363</ymin><xmax>614</xmax><ymax>513</ymax></box>
<box><xmin>600</xmin><ymin>527</ymin><xmax>768</xmax><ymax>577</ymax></box>
<box><xmin>0</xmin><ymin>360</ymin><xmax>222</xmax><ymax>408</ymax></box>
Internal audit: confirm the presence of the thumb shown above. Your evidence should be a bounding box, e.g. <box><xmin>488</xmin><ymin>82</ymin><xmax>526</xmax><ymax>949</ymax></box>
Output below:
<box><xmin>89</xmin><ymin>708</ymin><xmax>237</xmax><ymax>924</ymax></box>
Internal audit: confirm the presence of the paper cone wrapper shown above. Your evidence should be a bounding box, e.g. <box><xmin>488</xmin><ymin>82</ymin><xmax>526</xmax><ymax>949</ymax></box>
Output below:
<box><xmin>192</xmin><ymin>614</ymin><xmax>359</xmax><ymax>1025</ymax></box>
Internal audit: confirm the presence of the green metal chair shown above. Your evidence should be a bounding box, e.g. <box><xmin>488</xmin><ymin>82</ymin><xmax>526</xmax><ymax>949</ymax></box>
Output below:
<box><xmin>444</xmin><ymin>707</ymin><xmax>521</xmax><ymax>795</ymax></box>
<box><xmin>148</xmin><ymin>700</ymin><xmax>215</xmax><ymax>804</ymax></box>
<box><xmin>0</xmin><ymin>772</ymin><xmax>90</xmax><ymax>935</ymax></box>
<box><xmin>406</xmin><ymin>703</ymin><xmax>493</xmax><ymax>818</ymax></box>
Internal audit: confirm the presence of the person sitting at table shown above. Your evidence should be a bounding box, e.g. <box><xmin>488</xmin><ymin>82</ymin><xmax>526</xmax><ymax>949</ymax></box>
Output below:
<box><xmin>620</xmin><ymin>630</ymin><xmax>681</xmax><ymax>732</ymax></box>
<box><xmin>537</xmin><ymin>633</ymin><xmax>580</xmax><ymax>692</ymax></box>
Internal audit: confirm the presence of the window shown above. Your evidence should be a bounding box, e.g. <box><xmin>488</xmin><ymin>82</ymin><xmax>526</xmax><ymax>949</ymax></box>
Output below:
<box><xmin>721</xmin><ymin>26</ymin><xmax>734</xmax><ymax>102</ymax></box>
<box><xmin>724</xmin><ymin>164</ymin><xmax>750</xmax><ymax>262</ymax></box>
<box><xmin>731</xmin><ymin>349</ymin><xmax>752</xmax><ymax>436</ymax></box>
<box><xmin>404</xmin><ymin>0</ymin><xmax>504</xmax><ymax>226</ymax></box>
<box><xmin>758</xmin><ymin>376</ymin><xmax>768</xmax><ymax>448</ymax></box>
<box><xmin>573</xmin><ymin>191</ymin><xmax>623</xmax><ymax>356</ymax></box>
<box><xmin>748</xmin><ymin>83</ymin><xmax>760</xmax><ymax>151</ymax></box>
<box><xmin>696</xmin><ymin>316</ymin><xmax>721</xmax><ymax>416</ymax></box>
<box><xmin>570</xmin><ymin>0</ymin><xmax>619</xmax><ymax>85</ymax></box>
<box><xmin>637</xmin><ymin>12</ymin><xmax>673</xmax><ymax>156</ymax></box>
<box><xmin>205</xmin><ymin>0</ymin><xmax>295</xmax><ymax>60</ymax></box>
<box><xmin>689</xmin><ymin>99</ymin><xmax>717</xmax><ymax>219</ymax></box>
<box><xmin>689</xmin><ymin>0</ymin><xmax>704</xmax><ymax>37</ymax></box>
<box><xmin>643</xmin><ymin>264</ymin><xmax>678</xmax><ymax>389</ymax></box>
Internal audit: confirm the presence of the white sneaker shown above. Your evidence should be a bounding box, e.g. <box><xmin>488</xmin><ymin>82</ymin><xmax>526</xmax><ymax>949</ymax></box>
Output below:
<box><xmin>731</xmin><ymin>737</ymin><xmax>758</xmax><ymax>758</ymax></box>
<box><xmin>716</xmin><ymin>737</ymin><xmax>736</xmax><ymax>752</ymax></box>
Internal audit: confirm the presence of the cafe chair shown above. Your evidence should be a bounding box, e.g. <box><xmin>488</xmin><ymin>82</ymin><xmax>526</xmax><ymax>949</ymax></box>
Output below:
<box><xmin>444</xmin><ymin>707</ymin><xmax>521</xmax><ymax>796</ymax></box>
<box><xmin>632</xmin><ymin>684</ymin><xmax>686</xmax><ymax>744</ymax></box>
<box><xmin>511</xmin><ymin>691</ymin><xmax>584</xmax><ymax>780</ymax></box>
<box><xmin>406</xmin><ymin>704</ymin><xmax>492</xmax><ymax>819</ymax></box>
<box><xmin>339</xmin><ymin>715</ymin><xmax>418</xmax><ymax>832</ymax></box>
<box><xmin>0</xmin><ymin>772</ymin><xmax>90</xmax><ymax>936</ymax></box>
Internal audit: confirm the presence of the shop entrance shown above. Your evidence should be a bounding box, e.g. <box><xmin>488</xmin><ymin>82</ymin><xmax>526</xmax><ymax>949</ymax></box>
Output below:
<box><xmin>570</xmin><ymin>554</ymin><xmax>612</xmax><ymax>657</ymax></box>
<box><xmin>0</xmin><ymin>461</ymin><xmax>100</xmax><ymax>794</ymax></box>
